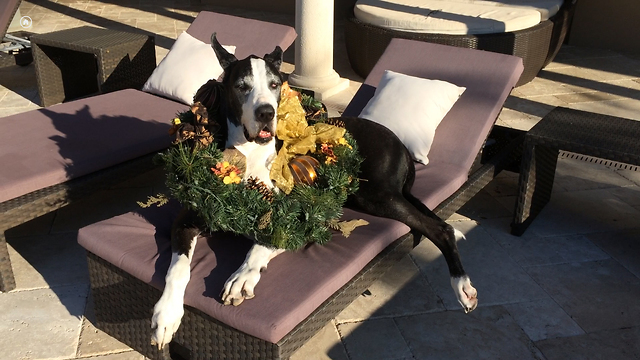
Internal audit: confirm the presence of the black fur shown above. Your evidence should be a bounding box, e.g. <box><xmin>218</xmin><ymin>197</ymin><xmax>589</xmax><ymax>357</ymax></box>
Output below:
<box><xmin>342</xmin><ymin>117</ymin><xmax>466</xmax><ymax>278</ymax></box>
<box><xmin>170</xmin><ymin>208</ymin><xmax>204</xmax><ymax>256</ymax></box>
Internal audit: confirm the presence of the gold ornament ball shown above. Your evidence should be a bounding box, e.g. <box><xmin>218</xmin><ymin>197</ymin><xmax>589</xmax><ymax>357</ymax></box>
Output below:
<box><xmin>289</xmin><ymin>155</ymin><xmax>320</xmax><ymax>185</ymax></box>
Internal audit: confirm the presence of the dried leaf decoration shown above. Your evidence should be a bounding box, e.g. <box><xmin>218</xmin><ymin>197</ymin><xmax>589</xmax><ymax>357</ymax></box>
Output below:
<box><xmin>327</xmin><ymin>219</ymin><xmax>370</xmax><ymax>237</ymax></box>
<box><xmin>171</xmin><ymin>102</ymin><xmax>218</xmax><ymax>149</ymax></box>
<box><xmin>137</xmin><ymin>194</ymin><xmax>169</xmax><ymax>208</ymax></box>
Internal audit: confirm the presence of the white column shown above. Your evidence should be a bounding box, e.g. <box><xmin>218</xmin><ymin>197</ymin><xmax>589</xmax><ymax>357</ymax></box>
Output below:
<box><xmin>288</xmin><ymin>0</ymin><xmax>349</xmax><ymax>101</ymax></box>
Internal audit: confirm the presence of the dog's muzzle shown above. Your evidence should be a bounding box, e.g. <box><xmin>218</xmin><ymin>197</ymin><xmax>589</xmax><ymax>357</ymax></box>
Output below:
<box><xmin>255</xmin><ymin>104</ymin><xmax>275</xmax><ymax>124</ymax></box>
<box><xmin>246</xmin><ymin>104</ymin><xmax>276</xmax><ymax>144</ymax></box>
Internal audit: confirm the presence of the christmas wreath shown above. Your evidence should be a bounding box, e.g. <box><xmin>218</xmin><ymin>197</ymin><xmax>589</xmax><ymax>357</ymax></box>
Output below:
<box><xmin>157</xmin><ymin>82</ymin><xmax>364</xmax><ymax>250</ymax></box>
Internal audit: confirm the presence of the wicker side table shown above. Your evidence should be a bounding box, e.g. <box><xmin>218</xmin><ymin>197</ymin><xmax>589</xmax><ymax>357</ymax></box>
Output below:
<box><xmin>31</xmin><ymin>26</ymin><xmax>155</xmax><ymax>107</ymax></box>
<box><xmin>511</xmin><ymin>107</ymin><xmax>640</xmax><ymax>236</ymax></box>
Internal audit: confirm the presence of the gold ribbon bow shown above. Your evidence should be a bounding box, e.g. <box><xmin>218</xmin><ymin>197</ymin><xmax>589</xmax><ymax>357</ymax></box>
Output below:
<box><xmin>270</xmin><ymin>83</ymin><xmax>346</xmax><ymax>194</ymax></box>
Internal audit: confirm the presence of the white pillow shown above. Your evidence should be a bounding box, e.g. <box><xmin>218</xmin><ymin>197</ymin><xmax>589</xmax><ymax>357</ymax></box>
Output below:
<box><xmin>142</xmin><ymin>31</ymin><xmax>236</xmax><ymax>105</ymax></box>
<box><xmin>359</xmin><ymin>70</ymin><xmax>466</xmax><ymax>165</ymax></box>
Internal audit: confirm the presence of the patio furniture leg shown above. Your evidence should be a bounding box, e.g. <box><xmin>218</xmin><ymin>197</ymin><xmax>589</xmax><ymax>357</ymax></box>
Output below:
<box><xmin>511</xmin><ymin>141</ymin><xmax>559</xmax><ymax>236</ymax></box>
<box><xmin>0</xmin><ymin>232</ymin><xmax>17</xmax><ymax>292</ymax></box>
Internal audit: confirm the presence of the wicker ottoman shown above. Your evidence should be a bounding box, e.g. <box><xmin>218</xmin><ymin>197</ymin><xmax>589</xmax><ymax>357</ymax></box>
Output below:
<box><xmin>511</xmin><ymin>107</ymin><xmax>640</xmax><ymax>236</ymax></box>
<box><xmin>31</xmin><ymin>26</ymin><xmax>156</xmax><ymax>106</ymax></box>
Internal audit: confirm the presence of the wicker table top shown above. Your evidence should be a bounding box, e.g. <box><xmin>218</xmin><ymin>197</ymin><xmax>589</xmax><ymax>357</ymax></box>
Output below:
<box><xmin>526</xmin><ymin>107</ymin><xmax>640</xmax><ymax>165</ymax></box>
<box><xmin>30</xmin><ymin>26</ymin><xmax>155</xmax><ymax>107</ymax></box>
<box><xmin>30</xmin><ymin>26</ymin><xmax>149</xmax><ymax>52</ymax></box>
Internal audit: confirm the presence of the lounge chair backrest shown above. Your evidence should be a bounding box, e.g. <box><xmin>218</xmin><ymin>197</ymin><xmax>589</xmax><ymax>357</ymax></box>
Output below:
<box><xmin>185</xmin><ymin>12</ymin><xmax>296</xmax><ymax>60</ymax></box>
<box><xmin>0</xmin><ymin>0</ymin><xmax>22</xmax><ymax>38</ymax></box>
<box><xmin>344</xmin><ymin>38</ymin><xmax>523</xmax><ymax>172</ymax></box>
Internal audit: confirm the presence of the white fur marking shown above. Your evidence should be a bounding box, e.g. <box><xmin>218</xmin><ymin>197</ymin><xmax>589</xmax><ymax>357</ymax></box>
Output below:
<box><xmin>454</xmin><ymin>228</ymin><xmax>466</xmax><ymax>241</ymax></box>
<box><xmin>151</xmin><ymin>236</ymin><xmax>197</xmax><ymax>349</ymax></box>
<box><xmin>222</xmin><ymin>244</ymin><xmax>285</xmax><ymax>306</ymax></box>
<box><xmin>227</xmin><ymin>121</ymin><xmax>277</xmax><ymax>189</ymax></box>
<box><xmin>451</xmin><ymin>275</ymin><xmax>478</xmax><ymax>313</ymax></box>
<box><xmin>225</xmin><ymin>58</ymin><xmax>279</xmax><ymax>189</ymax></box>
<box><xmin>240</xmin><ymin>58</ymin><xmax>279</xmax><ymax>139</ymax></box>
<box><xmin>248</xmin><ymin>58</ymin><xmax>279</xmax><ymax>112</ymax></box>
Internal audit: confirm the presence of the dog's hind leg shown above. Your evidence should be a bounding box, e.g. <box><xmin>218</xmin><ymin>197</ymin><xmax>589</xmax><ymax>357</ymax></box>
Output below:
<box><xmin>354</xmin><ymin>192</ymin><xmax>477</xmax><ymax>312</ymax></box>
<box><xmin>403</xmin><ymin>193</ymin><xmax>477</xmax><ymax>312</ymax></box>
<box><xmin>151</xmin><ymin>209</ymin><xmax>200</xmax><ymax>349</ymax></box>
<box><xmin>221</xmin><ymin>244</ymin><xmax>285</xmax><ymax>306</ymax></box>
<box><xmin>341</xmin><ymin>117</ymin><xmax>477</xmax><ymax>312</ymax></box>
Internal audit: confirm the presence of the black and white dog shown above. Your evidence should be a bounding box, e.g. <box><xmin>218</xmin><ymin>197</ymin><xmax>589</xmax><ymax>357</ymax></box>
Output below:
<box><xmin>151</xmin><ymin>34</ymin><xmax>477</xmax><ymax>349</ymax></box>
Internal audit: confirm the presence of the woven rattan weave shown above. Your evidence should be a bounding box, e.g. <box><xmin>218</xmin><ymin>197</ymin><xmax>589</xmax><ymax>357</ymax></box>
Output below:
<box><xmin>344</xmin><ymin>1</ymin><xmax>576</xmax><ymax>86</ymax></box>
<box><xmin>0</xmin><ymin>153</ymin><xmax>158</xmax><ymax>292</ymax></box>
<box><xmin>511</xmin><ymin>107</ymin><xmax>640</xmax><ymax>236</ymax></box>
<box><xmin>31</xmin><ymin>26</ymin><xmax>155</xmax><ymax>106</ymax></box>
<box><xmin>86</xmin><ymin>125</ymin><xmax>524</xmax><ymax>360</ymax></box>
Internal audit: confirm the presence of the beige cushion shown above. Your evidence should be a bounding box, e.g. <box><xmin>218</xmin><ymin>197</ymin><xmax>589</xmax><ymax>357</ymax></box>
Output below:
<box><xmin>142</xmin><ymin>31</ymin><xmax>235</xmax><ymax>105</ymax></box>
<box><xmin>354</xmin><ymin>0</ymin><xmax>548</xmax><ymax>35</ymax></box>
<box><xmin>359</xmin><ymin>70</ymin><xmax>465</xmax><ymax>165</ymax></box>
<box><xmin>470</xmin><ymin>0</ymin><xmax>563</xmax><ymax>21</ymax></box>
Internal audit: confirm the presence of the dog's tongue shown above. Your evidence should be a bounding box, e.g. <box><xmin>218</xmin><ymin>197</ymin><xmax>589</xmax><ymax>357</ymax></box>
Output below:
<box><xmin>259</xmin><ymin>130</ymin><xmax>271</xmax><ymax>138</ymax></box>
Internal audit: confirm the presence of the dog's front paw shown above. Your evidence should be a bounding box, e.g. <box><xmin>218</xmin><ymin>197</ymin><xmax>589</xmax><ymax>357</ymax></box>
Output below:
<box><xmin>151</xmin><ymin>295</ymin><xmax>184</xmax><ymax>350</ymax></box>
<box><xmin>451</xmin><ymin>275</ymin><xmax>478</xmax><ymax>313</ymax></box>
<box><xmin>221</xmin><ymin>267</ymin><xmax>261</xmax><ymax>306</ymax></box>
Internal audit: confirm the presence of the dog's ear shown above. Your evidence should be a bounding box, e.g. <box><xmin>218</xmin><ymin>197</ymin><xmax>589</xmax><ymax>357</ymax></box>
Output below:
<box><xmin>211</xmin><ymin>32</ymin><xmax>237</xmax><ymax>70</ymax></box>
<box><xmin>263</xmin><ymin>46</ymin><xmax>283</xmax><ymax>71</ymax></box>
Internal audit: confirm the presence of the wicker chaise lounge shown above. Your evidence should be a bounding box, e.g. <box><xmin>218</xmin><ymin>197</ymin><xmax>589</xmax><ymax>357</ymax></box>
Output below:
<box><xmin>0</xmin><ymin>0</ymin><xmax>33</xmax><ymax>68</ymax></box>
<box><xmin>78</xmin><ymin>39</ymin><xmax>524</xmax><ymax>359</ymax></box>
<box><xmin>0</xmin><ymin>12</ymin><xmax>296</xmax><ymax>292</ymax></box>
<box><xmin>345</xmin><ymin>0</ymin><xmax>577</xmax><ymax>86</ymax></box>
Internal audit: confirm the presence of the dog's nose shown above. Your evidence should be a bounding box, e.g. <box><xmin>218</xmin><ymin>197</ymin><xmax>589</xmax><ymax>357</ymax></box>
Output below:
<box><xmin>255</xmin><ymin>104</ymin><xmax>275</xmax><ymax>123</ymax></box>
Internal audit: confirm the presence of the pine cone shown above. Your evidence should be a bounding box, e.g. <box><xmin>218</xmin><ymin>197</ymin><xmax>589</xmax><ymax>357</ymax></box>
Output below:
<box><xmin>259</xmin><ymin>186</ymin><xmax>274</xmax><ymax>203</ymax></box>
<box><xmin>257</xmin><ymin>209</ymin><xmax>272</xmax><ymax>230</ymax></box>
<box><xmin>246</xmin><ymin>177</ymin><xmax>274</xmax><ymax>202</ymax></box>
<box><xmin>326</xmin><ymin>118</ymin><xmax>345</xmax><ymax>128</ymax></box>
<box><xmin>245</xmin><ymin>177</ymin><xmax>260</xmax><ymax>190</ymax></box>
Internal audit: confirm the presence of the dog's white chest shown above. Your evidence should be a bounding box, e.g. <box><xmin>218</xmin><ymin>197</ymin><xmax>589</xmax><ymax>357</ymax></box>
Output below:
<box><xmin>226</xmin><ymin>122</ymin><xmax>277</xmax><ymax>188</ymax></box>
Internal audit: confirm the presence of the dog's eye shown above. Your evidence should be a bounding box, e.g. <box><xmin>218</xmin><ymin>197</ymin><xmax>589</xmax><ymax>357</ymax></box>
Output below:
<box><xmin>270</xmin><ymin>82</ymin><xmax>279</xmax><ymax>89</ymax></box>
<box><xmin>237</xmin><ymin>83</ymin><xmax>250</xmax><ymax>92</ymax></box>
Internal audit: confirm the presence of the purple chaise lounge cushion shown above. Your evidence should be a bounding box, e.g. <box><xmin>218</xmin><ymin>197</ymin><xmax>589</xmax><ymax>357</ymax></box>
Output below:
<box><xmin>79</xmin><ymin>203</ymin><xmax>410</xmax><ymax>344</ymax></box>
<box><xmin>78</xmin><ymin>40</ymin><xmax>523</xmax><ymax>344</ymax></box>
<box><xmin>0</xmin><ymin>89</ymin><xmax>186</xmax><ymax>203</ymax></box>
<box><xmin>185</xmin><ymin>11</ymin><xmax>296</xmax><ymax>60</ymax></box>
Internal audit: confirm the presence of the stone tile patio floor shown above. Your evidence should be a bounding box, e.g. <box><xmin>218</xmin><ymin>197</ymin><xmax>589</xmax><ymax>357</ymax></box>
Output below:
<box><xmin>2</xmin><ymin>1</ymin><xmax>640</xmax><ymax>359</ymax></box>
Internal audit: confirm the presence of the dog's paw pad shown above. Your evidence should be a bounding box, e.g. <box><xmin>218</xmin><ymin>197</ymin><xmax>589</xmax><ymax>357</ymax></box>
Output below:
<box><xmin>222</xmin><ymin>268</ymin><xmax>261</xmax><ymax>306</ymax></box>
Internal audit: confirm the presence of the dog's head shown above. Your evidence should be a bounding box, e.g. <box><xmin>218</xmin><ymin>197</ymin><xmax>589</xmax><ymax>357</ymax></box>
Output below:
<box><xmin>211</xmin><ymin>33</ymin><xmax>283</xmax><ymax>145</ymax></box>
